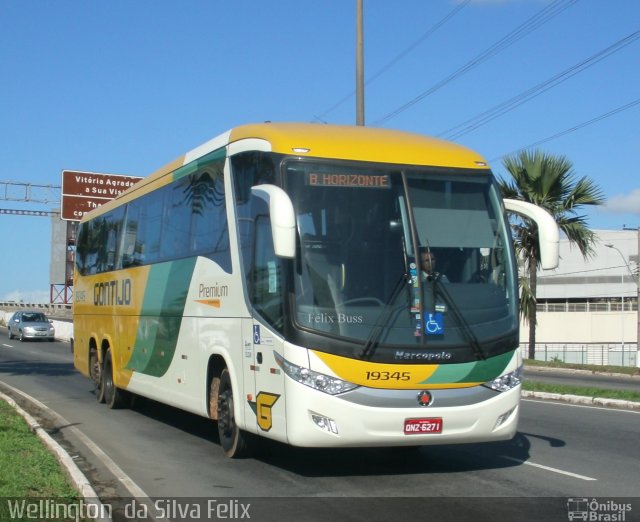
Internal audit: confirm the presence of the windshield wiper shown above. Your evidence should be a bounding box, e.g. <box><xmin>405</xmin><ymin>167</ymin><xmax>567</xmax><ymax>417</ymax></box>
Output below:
<box><xmin>430</xmin><ymin>278</ymin><xmax>486</xmax><ymax>360</ymax></box>
<box><xmin>360</xmin><ymin>273</ymin><xmax>409</xmax><ymax>359</ymax></box>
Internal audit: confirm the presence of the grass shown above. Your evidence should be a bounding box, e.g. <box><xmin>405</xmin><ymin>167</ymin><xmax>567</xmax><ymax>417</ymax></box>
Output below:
<box><xmin>0</xmin><ymin>399</ymin><xmax>83</xmax><ymax>522</ymax></box>
<box><xmin>524</xmin><ymin>358</ymin><xmax>640</xmax><ymax>377</ymax></box>
<box><xmin>522</xmin><ymin>381</ymin><xmax>640</xmax><ymax>403</ymax></box>
<box><xmin>523</xmin><ymin>358</ymin><xmax>640</xmax><ymax>402</ymax></box>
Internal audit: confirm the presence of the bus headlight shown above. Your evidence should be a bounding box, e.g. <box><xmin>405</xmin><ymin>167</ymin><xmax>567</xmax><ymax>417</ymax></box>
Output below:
<box><xmin>275</xmin><ymin>353</ymin><xmax>359</xmax><ymax>395</ymax></box>
<box><xmin>484</xmin><ymin>365</ymin><xmax>523</xmax><ymax>392</ymax></box>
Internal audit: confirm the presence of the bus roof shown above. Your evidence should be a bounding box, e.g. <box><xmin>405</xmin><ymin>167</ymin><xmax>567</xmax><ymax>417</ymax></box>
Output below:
<box><xmin>228</xmin><ymin>123</ymin><xmax>488</xmax><ymax>168</ymax></box>
<box><xmin>80</xmin><ymin>123</ymin><xmax>490</xmax><ymax>222</ymax></box>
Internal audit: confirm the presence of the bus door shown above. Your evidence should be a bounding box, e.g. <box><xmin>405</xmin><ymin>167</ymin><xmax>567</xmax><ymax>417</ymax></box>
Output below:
<box><xmin>242</xmin><ymin>214</ymin><xmax>287</xmax><ymax>441</ymax></box>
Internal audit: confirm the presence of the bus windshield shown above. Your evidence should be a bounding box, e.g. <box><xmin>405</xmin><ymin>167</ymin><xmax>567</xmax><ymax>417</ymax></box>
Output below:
<box><xmin>285</xmin><ymin>159</ymin><xmax>518</xmax><ymax>360</ymax></box>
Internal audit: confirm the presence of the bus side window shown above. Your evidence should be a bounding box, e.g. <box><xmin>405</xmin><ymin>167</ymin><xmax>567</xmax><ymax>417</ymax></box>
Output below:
<box><xmin>231</xmin><ymin>152</ymin><xmax>276</xmax><ymax>204</ymax></box>
<box><xmin>121</xmin><ymin>201</ymin><xmax>141</xmax><ymax>268</ymax></box>
<box><xmin>75</xmin><ymin>222</ymin><xmax>90</xmax><ymax>275</ymax></box>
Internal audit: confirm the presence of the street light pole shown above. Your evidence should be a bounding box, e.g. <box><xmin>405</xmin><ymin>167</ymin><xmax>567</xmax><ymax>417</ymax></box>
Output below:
<box><xmin>356</xmin><ymin>0</ymin><xmax>365</xmax><ymax>126</ymax></box>
<box><xmin>606</xmin><ymin>232</ymin><xmax>640</xmax><ymax>367</ymax></box>
<box><xmin>628</xmin><ymin>226</ymin><xmax>640</xmax><ymax>368</ymax></box>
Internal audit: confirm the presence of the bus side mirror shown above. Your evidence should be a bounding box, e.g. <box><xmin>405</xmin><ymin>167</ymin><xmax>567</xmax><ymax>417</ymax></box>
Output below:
<box><xmin>503</xmin><ymin>198</ymin><xmax>559</xmax><ymax>270</ymax></box>
<box><xmin>251</xmin><ymin>184</ymin><xmax>296</xmax><ymax>258</ymax></box>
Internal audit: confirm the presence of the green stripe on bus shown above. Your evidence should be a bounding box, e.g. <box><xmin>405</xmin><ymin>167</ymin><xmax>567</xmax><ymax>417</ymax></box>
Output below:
<box><xmin>420</xmin><ymin>350</ymin><xmax>513</xmax><ymax>385</ymax></box>
<box><xmin>172</xmin><ymin>147</ymin><xmax>226</xmax><ymax>181</ymax></box>
<box><xmin>126</xmin><ymin>257</ymin><xmax>197</xmax><ymax>377</ymax></box>
<box><xmin>462</xmin><ymin>350</ymin><xmax>513</xmax><ymax>383</ymax></box>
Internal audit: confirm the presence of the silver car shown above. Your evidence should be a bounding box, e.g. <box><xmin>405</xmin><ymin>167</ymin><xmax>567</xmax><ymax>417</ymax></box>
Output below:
<box><xmin>7</xmin><ymin>311</ymin><xmax>55</xmax><ymax>342</ymax></box>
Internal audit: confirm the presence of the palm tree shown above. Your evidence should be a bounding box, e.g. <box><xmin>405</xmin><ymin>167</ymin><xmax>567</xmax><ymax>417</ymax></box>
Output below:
<box><xmin>498</xmin><ymin>149</ymin><xmax>605</xmax><ymax>360</ymax></box>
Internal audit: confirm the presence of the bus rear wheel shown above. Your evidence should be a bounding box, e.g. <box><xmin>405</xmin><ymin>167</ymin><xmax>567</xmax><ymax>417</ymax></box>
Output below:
<box><xmin>90</xmin><ymin>348</ymin><xmax>105</xmax><ymax>403</ymax></box>
<box><xmin>103</xmin><ymin>348</ymin><xmax>129</xmax><ymax>409</ymax></box>
<box><xmin>217</xmin><ymin>369</ymin><xmax>254</xmax><ymax>458</ymax></box>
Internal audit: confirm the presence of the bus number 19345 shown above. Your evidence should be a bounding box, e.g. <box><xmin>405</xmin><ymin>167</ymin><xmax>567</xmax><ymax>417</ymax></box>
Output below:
<box><xmin>365</xmin><ymin>371</ymin><xmax>411</xmax><ymax>381</ymax></box>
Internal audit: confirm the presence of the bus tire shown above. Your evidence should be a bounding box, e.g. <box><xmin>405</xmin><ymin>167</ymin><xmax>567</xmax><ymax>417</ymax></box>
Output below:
<box><xmin>103</xmin><ymin>348</ymin><xmax>129</xmax><ymax>409</ymax></box>
<box><xmin>217</xmin><ymin>368</ymin><xmax>254</xmax><ymax>458</ymax></box>
<box><xmin>91</xmin><ymin>348</ymin><xmax>105</xmax><ymax>403</ymax></box>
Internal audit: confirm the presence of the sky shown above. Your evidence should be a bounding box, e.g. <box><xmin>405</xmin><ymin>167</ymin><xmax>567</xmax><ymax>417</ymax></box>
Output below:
<box><xmin>1</xmin><ymin>0</ymin><xmax>638</xmax><ymax>302</ymax></box>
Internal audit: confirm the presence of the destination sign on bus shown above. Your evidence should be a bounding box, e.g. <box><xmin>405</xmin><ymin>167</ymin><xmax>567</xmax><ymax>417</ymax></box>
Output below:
<box><xmin>306</xmin><ymin>172</ymin><xmax>390</xmax><ymax>189</ymax></box>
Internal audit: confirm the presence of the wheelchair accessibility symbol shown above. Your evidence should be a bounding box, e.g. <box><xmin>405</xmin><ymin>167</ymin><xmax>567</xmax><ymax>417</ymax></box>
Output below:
<box><xmin>425</xmin><ymin>313</ymin><xmax>444</xmax><ymax>335</ymax></box>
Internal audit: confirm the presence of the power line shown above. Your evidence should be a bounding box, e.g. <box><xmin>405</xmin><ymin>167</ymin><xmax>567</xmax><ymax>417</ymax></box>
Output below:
<box><xmin>439</xmin><ymin>30</ymin><xmax>640</xmax><ymax>140</ymax></box>
<box><xmin>371</xmin><ymin>0</ymin><xmax>580</xmax><ymax>126</ymax></box>
<box><xmin>539</xmin><ymin>264</ymin><xmax>631</xmax><ymax>278</ymax></box>
<box><xmin>312</xmin><ymin>0</ymin><xmax>471</xmax><ymax>123</ymax></box>
<box><xmin>491</xmin><ymin>97</ymin><xmax>640</xmax><ymax>162</ymax></box>
<box><xmin>367</xmin><ymin>0</ymin><xmax>472</xmax><ymax>86</ymax></box>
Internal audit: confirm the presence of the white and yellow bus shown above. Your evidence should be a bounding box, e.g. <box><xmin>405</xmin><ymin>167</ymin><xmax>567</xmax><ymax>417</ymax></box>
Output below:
<box><xmin>73</xmin><ymin>122</ymin><xmax>558</xmax><ymax>457</ymax></box>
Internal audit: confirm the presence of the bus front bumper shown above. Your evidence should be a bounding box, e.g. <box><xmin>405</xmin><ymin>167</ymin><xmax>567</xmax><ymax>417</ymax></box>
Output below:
<box><xmin>283</xmin><ymin>381</ymin><xmax>521</xmax><ymax>448</ymax></box>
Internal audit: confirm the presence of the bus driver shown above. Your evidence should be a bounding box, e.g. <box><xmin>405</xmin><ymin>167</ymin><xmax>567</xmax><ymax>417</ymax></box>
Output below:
<box><xmin>419</xmin><ymin>248</ymin><xmax>448</xmax><ymax>282</ymax></box>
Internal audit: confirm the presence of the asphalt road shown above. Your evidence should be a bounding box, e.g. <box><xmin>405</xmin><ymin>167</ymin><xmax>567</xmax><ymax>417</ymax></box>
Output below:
<box><xmin>1</xmin><ymin>331</ymin><xmax>638</xmax><ymax>522</ymax></box>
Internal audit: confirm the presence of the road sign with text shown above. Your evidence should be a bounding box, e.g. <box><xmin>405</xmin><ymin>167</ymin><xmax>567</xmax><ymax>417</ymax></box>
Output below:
<box><xmin>60</xmin><ymin>170</ymin><xmax>143</xmax><ymax>221</ymax></box>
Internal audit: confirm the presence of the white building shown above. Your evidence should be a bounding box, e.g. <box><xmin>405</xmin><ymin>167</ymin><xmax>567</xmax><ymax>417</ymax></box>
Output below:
<box><xmin>522</xmin><ymin>229</ymin><xmax>639</xmax><ymax>366</ymax></box>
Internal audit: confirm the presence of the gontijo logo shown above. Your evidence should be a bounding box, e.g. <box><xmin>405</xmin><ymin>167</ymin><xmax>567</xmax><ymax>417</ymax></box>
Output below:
<box><xmin>94</xmin><ymin>278</ymin><xmax>132</xmax><ymax>306</ymax></box>
<box><xmin>248</xmin><ymin>392</ymin><xmax>280</xmax><ymax>431</ymax></box>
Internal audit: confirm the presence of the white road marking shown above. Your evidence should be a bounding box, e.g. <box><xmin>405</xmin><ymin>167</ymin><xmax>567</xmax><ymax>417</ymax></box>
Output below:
<box><xmin>500</xmin><ymin>455</ymin><xmax>597</xmax><ymax>481</ymax></box>
<box><xmin>523</xmin><ymin>398</ymin><xmax>640</xmax><ymax>415</ymax></box>
<box><xmin>1</xmin><ymin>344</ymin><xmax>12</xmax><ymax>348</ymax></box>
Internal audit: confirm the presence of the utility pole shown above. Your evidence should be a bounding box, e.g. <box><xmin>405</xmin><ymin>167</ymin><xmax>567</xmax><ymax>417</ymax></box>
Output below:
<box><xmin>356</xmin><ymin>0</ymin><xmax>365</xmax><ymax>126</ymax></box>
<box><xmin>625</xmin><ymin>225</ymin><xmax>640</xmax><ymax>368</ymax></box>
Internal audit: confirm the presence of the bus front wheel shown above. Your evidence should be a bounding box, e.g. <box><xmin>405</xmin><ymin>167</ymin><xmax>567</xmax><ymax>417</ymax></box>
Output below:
<box><xmin>217</xmin><ymin>369</ymin><xmax>254</xmax><ymax>458</ymax></box>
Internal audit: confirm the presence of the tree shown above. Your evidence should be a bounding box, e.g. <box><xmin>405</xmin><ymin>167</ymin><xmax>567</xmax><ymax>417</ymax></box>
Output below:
<box><xmin>498</xmin><ymin>149</ymin><xmax>605</xmax><ymax>360</ymax></box>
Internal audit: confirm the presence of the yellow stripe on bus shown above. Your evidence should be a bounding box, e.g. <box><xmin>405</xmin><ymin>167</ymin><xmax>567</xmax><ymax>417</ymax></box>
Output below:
<box><xmin>312</xmin><ymin>350</ymin><xmax>482</xmax><ymax>390</ymax></box>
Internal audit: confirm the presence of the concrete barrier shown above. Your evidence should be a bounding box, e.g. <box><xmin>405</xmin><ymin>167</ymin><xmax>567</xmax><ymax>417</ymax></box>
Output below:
<box><xmin>0</xmin><ymin>302</ymin><xmax>72</xmax><ymax>320</ymax></box>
